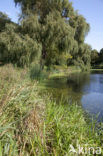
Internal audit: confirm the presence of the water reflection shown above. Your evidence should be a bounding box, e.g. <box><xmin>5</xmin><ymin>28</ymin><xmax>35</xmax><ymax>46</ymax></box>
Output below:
<box><xmin>44</xmin><ymin>71</ymin><xmax>103</xmax><ymax>121</ymax></box>
<box><xmin>82</xmin><ymin>93</ymin><xmax>103</xmax><ymax>122</ymax></box>
<box><xmin>82</xmin><ymin>72</ymin><xmax>103</xmax><ymax>121</ymax></box>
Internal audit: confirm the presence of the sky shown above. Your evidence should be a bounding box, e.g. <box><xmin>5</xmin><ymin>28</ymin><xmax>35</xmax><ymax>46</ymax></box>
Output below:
<box><xmin>0</xmin><ymin>0</ymin><xmax>19</xmax><ymax>22</ymax></box>
<box><xmin>71</xmin><ymin>0</ymin><xmax>103</xmax><ymax>51</ymax></box>
<box><xmin>0</xmin><ymin>0</ymin><xmax>103</xmax><ymax>51</ymax></box>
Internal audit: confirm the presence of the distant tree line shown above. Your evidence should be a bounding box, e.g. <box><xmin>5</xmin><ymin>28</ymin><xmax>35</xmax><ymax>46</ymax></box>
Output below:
<box><xmin>0</xmin><ymin>0</ymin><xmax>93</xmax><ymax>70</ymax></box>
<box><xmin>91</xmin><ymin>48</ymin><xmax>103</xmax><ymax>67</ymax></box>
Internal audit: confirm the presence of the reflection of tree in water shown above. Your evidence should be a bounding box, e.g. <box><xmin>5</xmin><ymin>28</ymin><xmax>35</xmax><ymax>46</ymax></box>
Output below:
<box><xmin>67</xmin><ymin>72</ymin><xmax>90</xmax><ymax>92</ymax></box>
<box><xmin>44</xmin><ymin>72</ymin><xmax>90</xmax><ymax>105</ymax></box>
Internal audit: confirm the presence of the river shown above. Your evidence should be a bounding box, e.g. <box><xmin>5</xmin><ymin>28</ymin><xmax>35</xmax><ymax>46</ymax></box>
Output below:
<box><xmin>44</xmin><ymin>70</ymin><xmax>103</xmax><ymax>122</ymax></box>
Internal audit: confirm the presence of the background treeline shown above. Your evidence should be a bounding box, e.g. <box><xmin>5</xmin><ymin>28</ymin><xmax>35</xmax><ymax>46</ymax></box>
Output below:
<box><xmin>91</xmin><ymin>48</ymin><xmax>103</xmax><ymax>69</ymax></box>
<box><xmin>0</xmin><ymin>0</ymin><xmax>101</xmax><ymax>71</ymax></box>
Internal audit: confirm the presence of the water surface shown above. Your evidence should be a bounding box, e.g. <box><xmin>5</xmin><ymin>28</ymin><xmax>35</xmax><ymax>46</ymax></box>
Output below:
<box><xmin>44</xmin><ymin>71</ymin><xmax>103</xmax><ymax>122</ymax></box>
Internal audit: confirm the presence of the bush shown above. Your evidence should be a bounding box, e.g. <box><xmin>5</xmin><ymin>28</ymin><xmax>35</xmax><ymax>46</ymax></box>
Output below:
<box><xmin>30</xmin><ymin>64</ymin><xmax>48</xmax><ymax>80</ymax></box>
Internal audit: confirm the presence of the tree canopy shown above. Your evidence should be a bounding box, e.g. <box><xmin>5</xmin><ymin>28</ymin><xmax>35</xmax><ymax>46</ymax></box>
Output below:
<box><xmin>0</xmin><ymin>22</ymin><xmax>41</xmax><ymax>66</ymax></box>
<box><xmin>0</xmin><ymin>12</ymin><xmax>11</xmax><ymax>32</ymax></box>
<box><xmin>0</xmin><ymin>0</ymin><xmax>92</xmax><ymax>70</ymax></box>
<box><xmin>91</xmin><ymin>49</ymin><xmax>99</xmax><ymax>65</ymax></box>
<box><xmin>99</xmin><ymin>48</ymin><xmax>103</xmax><ymax>62</ymax></box>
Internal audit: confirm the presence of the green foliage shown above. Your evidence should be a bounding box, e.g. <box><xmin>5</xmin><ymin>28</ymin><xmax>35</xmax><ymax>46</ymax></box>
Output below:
<box><xmin>99</xmin><ymin>48</ymin><xmax>103</xmax><ymax>62</ymax></box>
<box><xmin>42</xmin><ymin>11</ymin><xmax>75</xmax><ymax>66</ymax></box>
<box><xmin>0</xmin><ymin>0</ymin><xmax>92</xmax><ymax>70</ymax></box>
<box><xmin>30</xmin><ymin>63</ymin><xmax>48</xmax><ymax>80</ymax></box>
<box><xmin>69</xmin><ymin>14</ymin><xmax>90</xmax><ymax>44</ymax></box>
<box><xmin>91</xmin><ymin>49</ymin><xmax>99</xmax><ymax>65</ymax></box>
<box><xmin>70</xmin><ymin>43</ymin><xmax>91</xmax><ymax>71</ymax></box>
<box><xmin>13</xmin><ymin>0</ymin><xmax>91</xmax><ymax>70</ymax></box>
<box><xmin>14</xmin><ymin>0</ymin><xmax>74</xmax><ymax>19</ymax></box>
<box><xmin>91</xmin><ymin>48</ymin><xmax>103</xmax><ymax>68</ymax></box>
<box><xmin>0</xmin><ymin>65</ymin><xmax>103</xmax><ymax>155</ymax></box>
<box><xmin>0</xmin><ymin>12</ymin><xmax>10</xmax><ymax>32</ymax></box>
<box><xmin>45</xmin><ymin>102</ymin><xmax>102</xmax><ymax>155</ymax></box>
<box><xmin>0</xmin><ymin>23</ymin><xmax>42</xmax><ymax>66</ymax></box>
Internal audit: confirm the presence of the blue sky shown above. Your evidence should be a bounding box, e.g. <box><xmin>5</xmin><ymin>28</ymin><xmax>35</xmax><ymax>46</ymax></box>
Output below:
<box><xmin>71</xmin><ymin>0</ymin><xmax>103</xmax><ymax>51</ymax></box>
<box><xmin>0</xmin><ymin>0</ymin><xmax>19</xmax><ymax>22</ymax></box>
<box><xmin>0</xmin><ymin>0</ymin><xmax>103</xmax><ymax>51</ymax></box>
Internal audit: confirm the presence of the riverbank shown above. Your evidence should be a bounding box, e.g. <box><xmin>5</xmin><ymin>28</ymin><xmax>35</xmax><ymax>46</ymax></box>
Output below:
<box><xmin>91</xmin><ymin>62</ymin><xmax>103</xmax><ymax>70</ymax></box>
<box><xmin>49</xmin><ymin>65</ymin><xmax>81</xmax><ymax>78</ymax></box>
<box><xmin>0</xmin><ymin>65</ymin><xmax>103</xmax><ymax>155</ymax></box>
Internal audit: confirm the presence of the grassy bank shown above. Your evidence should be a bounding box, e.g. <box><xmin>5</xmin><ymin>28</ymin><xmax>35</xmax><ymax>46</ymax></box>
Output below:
<box><xmin>91</xmin><ymin>63</ymin><xmax>103</xmax><ymax>70</ymax></box>
<box><xmin>49</xmin><ymin>65</ymin><xmax>81</xmax><ymax>78</ymax></box>
<box><xmin>0</xmin><ymin>65</ymin><xmax>103</xmax><ymax>155</ymax></box>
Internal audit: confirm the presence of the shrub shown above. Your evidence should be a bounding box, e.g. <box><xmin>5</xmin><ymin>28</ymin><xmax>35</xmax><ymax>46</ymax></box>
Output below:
<box><xmin>30</xmin><ymin>64</ymin><xmax>48</xmax><ymax>81</ymax></box>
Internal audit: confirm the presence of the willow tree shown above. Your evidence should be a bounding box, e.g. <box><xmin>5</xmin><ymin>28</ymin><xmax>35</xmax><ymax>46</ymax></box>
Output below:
<box><xmin>14</xmin><ymin>0</ymin><xmax>76</xmax><ymax>67</ymax></box>
<box><xmin>0</xmin><ymin>23</ymin><xmax>42</xmax><ymax>66</ymax></box>
<box><xmin>0</xmin><ymin>12</ymin><xmax>10</xmax><ymax>32</ymax></box>
<box><xmin>13</xmin><ymin>0</ymin><xmax>91</xmax><ymax>69</ymax></box>
<box><xmin>69</xmin><ymin>13</ymin><xmax>91</xmax><ymax>70</ymax></box>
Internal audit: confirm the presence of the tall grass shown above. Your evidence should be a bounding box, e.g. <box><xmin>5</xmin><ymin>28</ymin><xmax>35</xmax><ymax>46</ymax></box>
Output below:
<box><xmin>30</xmin><ymin>64</ymin><xmax>48</xmax><ymax>81</ymax></box>
<box><xmin>0</xmin><ymin>65</ymin><xmax>103</xmax><ymax>155</ymax></box>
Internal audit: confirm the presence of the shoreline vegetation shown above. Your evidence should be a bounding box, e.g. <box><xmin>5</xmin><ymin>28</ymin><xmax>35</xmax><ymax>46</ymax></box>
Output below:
<box><xmin>0</xmin><ymin>64</ymin><xmax>103</xmax><ymax>155</ymax></box>
<box><xmin>0</xmin><ymin>0</ymin><xmax>103</xmax><ymax>155</ymax></box>
<box><xmin>47</xmin><ymin>66</ymin><xmax>81</xmax><ymax>79</ymax></box>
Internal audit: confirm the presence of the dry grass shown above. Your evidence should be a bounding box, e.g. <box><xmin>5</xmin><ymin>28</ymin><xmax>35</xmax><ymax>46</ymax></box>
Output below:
<box><xmin>0</xmin><ymin>65</ymin><xmax>46</xmax><ymax>155</ymax></box>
